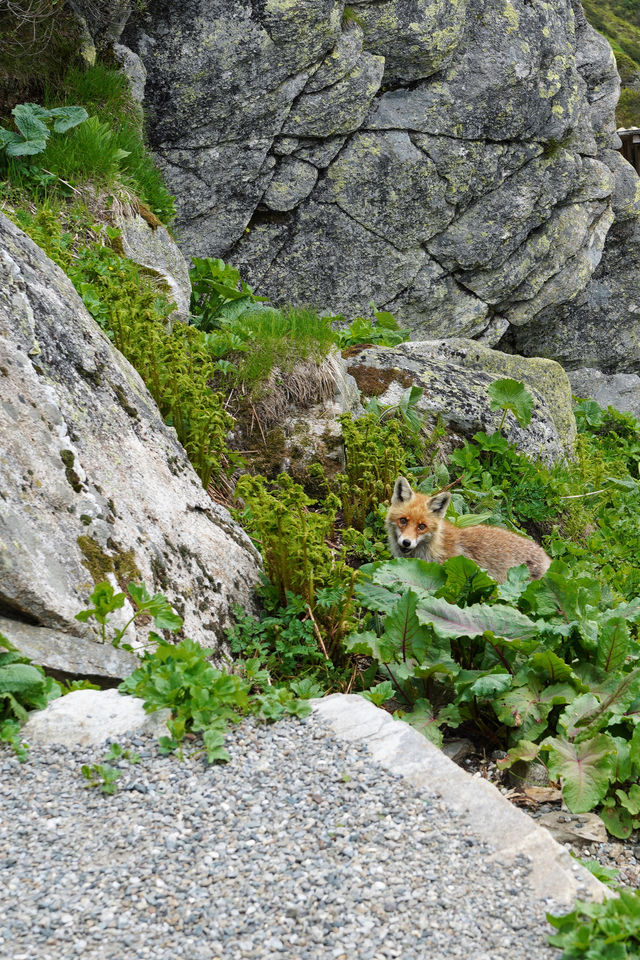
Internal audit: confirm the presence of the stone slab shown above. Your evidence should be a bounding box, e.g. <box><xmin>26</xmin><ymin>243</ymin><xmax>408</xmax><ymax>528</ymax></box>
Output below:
<box><xmin>312</xmin><ymin>694</ymin><xmax>607</xmax><ymax>905</ymax></box>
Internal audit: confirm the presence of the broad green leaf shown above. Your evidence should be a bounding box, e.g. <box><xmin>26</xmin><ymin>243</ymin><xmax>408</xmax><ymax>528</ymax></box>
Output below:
<box><xmin>496</xmin><ymin>564</ymin><xmax>531</xmax><ymax>603</ymax></box>
<box><xmin>0</xmin><ymin>128</ymin><xmax>21</xmax><ymax>149</ymax></box>
<box><xmin>616</xmin><ymin>783</ymin><xmax>640</xmax><ymax>816</ymax></box>
<box><xmin>384</xmin><ymin>590</ymin><xmax>433</xmax><ymax>662</ymax></box>
<box><xmin>399</xmin><ymin>698</ymin><xmax>443</xmax><ymax>747</ymax></box>
<box><xmin>542</xmin><ymin>734</ymin><xmax>616</xmax><ymax>813</ymax></box>
<box><xmin>452</xmin><ymin>513</ymin><xmax>495</xmax><ymax>528</ymax></box>
<box><xmin>343</xmin><ymin>630</ymin><xmax>397</xmax><ymax>663</ymax></box>
<box><xmin>496</xmin><ymin>739</ymin><xmax>541</xmax><ymax>770</ymax></box>
<box><xmin>361</xmin><ymin>680</ymin><xmax>395</xmax><ymax>707</ymax></box>
<box><xmin>12</xmin><ymin>103</ymin><xmax>49</xmax><ymax>141</ymax></box>
<box><xmin>528</xmin><ymin>650</ymin><xmax>575</xmax><ymax>684</ymax></box>
<box><xmin>488</xmin><ymin>378</ymin><xmax>534</xmax><ymax>427</ymax></box>
<box><xmin>6</xmin><ymin>137</ymin><xmax>47</xmax><ymax>156</ymax></box>
<box><xmin>355</xmin><ymin>579</ymin><xmax>400</xmax><ymax>614</ymax></box>
<box><xmin>371</xmin><ymin>558</ymin><xmax>446</xmax><ymax>594</ymax></box>
<box><xmin>495</xmin><ymin>680</ymin><xmax>551</xmax><ymax>737</ymax></box>
<box><xmin>437</xmin><ymin>555</ymin><xmax>496</xmax><ymax>604</ymax></box>
<box><xmin>0</xmin><ymin>663</ymin><xmax>45</xmax><ymax>695</ymax></box>
<box><xmin>49</xmin><ymin>105</ymin><xmax>89</xmax><ymax>132</ymax></box>
<box><xmin>600</xmin><ymin>805</ymin><xmax>634</xmax><ymax>840</ymax></box>
<box><xmin>558</xmin><ymin>693</ymin><xmax>600</xmax><ymax>738</ymax></box>
<box><xmin>416</xmin><ymin>596</ymin><xmax>537</xmax><ymax>640</ymax></box>
<box><xmin>597</xmin><ymin>617</ymin><xmax>630</xmax><ymax>674</ymax></box>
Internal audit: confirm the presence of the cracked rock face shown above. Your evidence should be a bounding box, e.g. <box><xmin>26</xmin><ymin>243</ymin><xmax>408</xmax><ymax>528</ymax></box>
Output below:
<box><xmin>118</xmin><ymin>0</ymin><xmax>640</xmax><ymax>369</ymax></box>
<box><xmin>0</xmin><ymin>213</ymin><xmax>261</xmax><ymax>667</ymax></box>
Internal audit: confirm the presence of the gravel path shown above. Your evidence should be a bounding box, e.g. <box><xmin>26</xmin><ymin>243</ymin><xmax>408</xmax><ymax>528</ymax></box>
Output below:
<box><xmin>0</xmin><ymin>714</ymin><xmax>561</xmax><ymax>960</ymax></box>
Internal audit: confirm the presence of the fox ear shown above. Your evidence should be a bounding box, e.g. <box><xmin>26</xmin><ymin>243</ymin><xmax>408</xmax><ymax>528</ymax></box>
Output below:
<box><xmin>427</xmin><ymin>491</ymin><xmax>451</xmax><ymax>518</ymax></box>
<box><xmin>392</xmin><ymin>476</ymin><xmax>413</xmax><ymax>504</ymax></box>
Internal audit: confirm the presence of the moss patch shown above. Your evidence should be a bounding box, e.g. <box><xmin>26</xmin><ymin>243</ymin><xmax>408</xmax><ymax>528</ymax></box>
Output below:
<box><xmin>77</xmin><ymin>535</ymin><xmax>141</xmax><ymax>590</ymax></box>
<box><xmin>60</xmin><ymin>449</ymin><xmax>83</xmax><ymax>493</ymax></box>
<box><xmin>349</xmin><ymin>364</ymin><xmax>415</xmax><ymax>397</ymax></box>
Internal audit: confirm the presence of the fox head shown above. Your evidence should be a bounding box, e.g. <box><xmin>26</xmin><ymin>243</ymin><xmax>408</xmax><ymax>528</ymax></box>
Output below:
<box><xmin>386</xmin><ymin>476</ymin><xmax>452</xmax><ymax>556</ymax></box>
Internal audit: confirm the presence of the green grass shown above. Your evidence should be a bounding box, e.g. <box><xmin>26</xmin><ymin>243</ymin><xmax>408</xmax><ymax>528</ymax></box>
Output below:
<box><xmin>583</xmin><ymin>0</ymin><xmax>640</xmax><ymax>125</ymax></box>
<box><xmin>1</xmin><ymin>63</ymin><xmax>175</xmax><ymax>223</ymax></box>
<box><xmin>225</xmin><ymin>306</ymin><xmax>337</xmax><ymax>387</ymax></box>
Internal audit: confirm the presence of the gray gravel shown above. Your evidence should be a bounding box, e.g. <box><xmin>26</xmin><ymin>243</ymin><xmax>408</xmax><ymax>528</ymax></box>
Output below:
<box><xmin>0</xmin><ymin>715</ymin><xmax>561</xmax><ymax>960</ymax></box>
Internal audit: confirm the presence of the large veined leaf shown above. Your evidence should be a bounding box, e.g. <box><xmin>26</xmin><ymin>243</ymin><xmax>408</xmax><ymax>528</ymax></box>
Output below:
<box><xmin>0</xmin><ymin>662</ymin><xmax>45</xmax><ymax>695</ymax></box>
<box><xmin>384</xmin><ymin>589</ymin><xmax>433</xmax><ymax>662</ymax></box>
<box><xmin>528</xmin><ymin>649</ymin><xmax>575</xmax><ymax>684</ymax></box>
<box><xmin>496</xmin><ymin>739</ymin><xmax>541</xmax><ymax>771</ymax></box>
<box><xmin>355</xmin><ymin>579</ymin><xmax>400</xmax><ymax>614</ymax></box>
<box><xmin>48</xmin><ymin>105</ymin><xmax>88</xmax><ymax>133</ymax></box>
<box><xmin>12</xmin><ymin>103</ymin><xmax>49</xmax><ymax>140</ymax></box>
<box><xmin>602</xmin><ymin>597</ymin><xmax>640</xmax><ymax>626</ymax></box>
<box><xmin>496</xmin><ymin>564</ymin><xmax>531</xmax><ymax>603</ymax></box>
<box><xmin>400</xmin><ymin>698</ymin><xmax>444</xmax><ymax>747</ymax></box>
<box><xmin>495</xmin><ymin>680</ymin><xmax>574</xmax><ymax>740</ymax></box>
<box><xmin>371</xmin><ymin>558</ymin><xmax>446</xmax><ymax>594</ymax></box>
<box><xmin>597</xmin><ymin>617</ymin><xmax>630</xmax><ymax>674</ymax></box>
<box><xmin>488</xmin><ymin>378</ymin><xmax>533</xmax><ymax>427</ymax></box>
<box><xmin>558</xmin><ymin>693</ymin><xmax>600</xmax><ymax>738</ymax></box>
<box><xmin>343</xmin><ymin>630</ymin><xmax>398</xmax><ymax>663</ymax></box>
<box><xmin>415</xmin><ymin>596</ymin><xmax>538</xmax><ymax>640</ymax></box>
<box><xmin>544</xmin><ymin>734</ymin><xmax>616</xmax><ymax>813</ymax></box>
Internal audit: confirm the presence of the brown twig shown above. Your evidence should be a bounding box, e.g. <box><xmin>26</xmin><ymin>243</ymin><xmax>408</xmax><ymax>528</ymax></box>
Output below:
<box><xmin>305</xmin><ymin>604</ymin><xmax>330</xmax><ymax>661</ymax></box>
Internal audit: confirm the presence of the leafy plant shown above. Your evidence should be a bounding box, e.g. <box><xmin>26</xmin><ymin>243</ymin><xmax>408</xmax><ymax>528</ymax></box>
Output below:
<box><xmin>348</xmin><ymin>552</ymin><xmax>640</xmax><ymax>818</ymax></box>
<box><xmin>0</xmin><ymin>631</ymin><xmax>61</xmax><ymax>759</ymax></box>
<box><xmin>335</xmin><ymin>305</ymin><xmax>410</xmax><ymax>350</ymax></box>
<box><xmin>81</xmin><ymin>743</ymin><xmax>141</xmax><ymax>796</ymax></box>
<box><xmin>75</xmin><ymin>580</ymin><xmax>183</xmax><ymax>649</ymax></box>
<box><xmin>12</xmin><ymin>209</ymin><xmax>234</xmax><ymax>489</ymax></box>
<box><xmin>0</xmin><ymin>102</ymin><xmax>87</xmax><ymax>157</ymax></box>
<box><xmin>488</xmin><ymin>378</ymin><xmax>534</xmax><ymax>432</ymax></box>
<box><xmin>235</xmin><ymin>473</ymin><xmax>356</xmax><ymax>657</ymax></box>
<box><xmin>548</xmin><ymin>889</ymin><xmax>640</xmax><ymax>958</ymax></box>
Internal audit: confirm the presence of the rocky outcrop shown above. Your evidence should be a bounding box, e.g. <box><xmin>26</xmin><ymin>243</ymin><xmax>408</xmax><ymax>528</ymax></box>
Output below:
<box><xmin>346</xmin><ymin>339</ymin><xmax>576</xmax><ymax>463</ymax></box>
<box><xmin>105</xmin><ymin>0</ymin><xmax>640</xmax><ymax>369</ymax></box>
<box><xmin>0</xmin><ymin>212</ymin><xmax>261</xmax><ymax>668</ymax></box>
<box><xmin>568</xmin><ymin>367</ymin><xmax>640</xmax><ymax>419</ymax></box>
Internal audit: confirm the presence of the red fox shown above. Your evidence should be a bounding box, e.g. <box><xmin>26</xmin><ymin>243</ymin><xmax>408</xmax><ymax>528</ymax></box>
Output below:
<box><xmin>385</xmin><ymin>476</ymin><xmax>551</xmax><ymax>583</ymax></box>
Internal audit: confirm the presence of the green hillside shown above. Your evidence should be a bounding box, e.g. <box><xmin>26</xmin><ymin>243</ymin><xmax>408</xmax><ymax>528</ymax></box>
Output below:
<box><xmin>583</xmin><ymin>0</ymin><xmax>640</xmax><ymax>126</ymax></box>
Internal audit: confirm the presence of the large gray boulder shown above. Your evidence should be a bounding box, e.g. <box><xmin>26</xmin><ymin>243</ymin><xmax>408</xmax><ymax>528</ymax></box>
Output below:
<box><xmin>0</xmin><ymin>212</ymin><xmax>261</xmax><ymax>669</ymax></box>
<box><xmin>108</xmin><ymin>0</ymin><xmax>640</xmax><ymax>368</ymax></box>
<box><xmin>345</xmin><ymin>339</ymin><xmax>576</xmax><ymax>463</ymax></box>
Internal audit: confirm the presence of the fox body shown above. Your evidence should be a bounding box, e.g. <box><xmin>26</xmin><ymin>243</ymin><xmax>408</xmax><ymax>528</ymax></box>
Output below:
<box><xmin>385</xmin><ymin>477</ymin><xmax>551</xmax><ymax>583</ymax></box>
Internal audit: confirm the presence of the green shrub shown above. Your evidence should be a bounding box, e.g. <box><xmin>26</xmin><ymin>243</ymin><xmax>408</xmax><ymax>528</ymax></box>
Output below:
<box><xmin>0</xmin><ymin>632</ymin><xmax>61</xmax><ymax>760</ymax></box>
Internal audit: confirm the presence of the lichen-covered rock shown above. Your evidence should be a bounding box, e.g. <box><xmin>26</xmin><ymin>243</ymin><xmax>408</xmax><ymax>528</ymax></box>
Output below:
<box><xmin>263</xmin><ymin>158</ymin><xmax>318</xmax><ymax>212</ymax></box>
<box><xmin>568</xmin><ymin>368</ymin><xmax>640</xmax><ymax>420</ymax></box>
<box><xmin>345</xmin><ymin>340</ymin><xmax>575</xmax><ymax>463</ymax></box>
<box><xmin>502</xmin><ymin>217</ymin><xmax>640</xmax><ymax>371</ymax></box>
<box><xmin>282</xmin><ymin>51</ymin><xmax>384</xmax><ymax>138</ymax></box>
<box><xmin>106</xmin><ymin>0</ymin><xmax>640</xmax><ymax>366</ymax></box>
<box><xmin>319</xmin><ymin>130</ymin><xmax>454</xmax><ymax>248</ymax></box>
<box><xmin>113</xmin><ymin>210</ymin><xmax>192</xmax><ymax>321</ymax></box>
<box><xmin>350</xmin><ymin>0</ymin><xmax>468</xmax><ymax>85</ymax></box>
<box><xmin>0</xmin><ymin>212</ymin><xmax>261</xmax><ymax>667</ymax></box>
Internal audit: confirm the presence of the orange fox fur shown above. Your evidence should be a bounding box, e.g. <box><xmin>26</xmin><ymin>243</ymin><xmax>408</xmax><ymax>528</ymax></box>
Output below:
<box><xmin>385</xmin><ymin>477</ymin><xmax>551</xmax><ymax>583</ymax></box>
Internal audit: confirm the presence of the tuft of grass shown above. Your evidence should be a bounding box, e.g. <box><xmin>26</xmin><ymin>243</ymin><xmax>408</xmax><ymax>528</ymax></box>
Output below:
<box><xmin>231</xmin><ymin>306</ymin><xmax>337</xmax><ymax>388</ymax></box>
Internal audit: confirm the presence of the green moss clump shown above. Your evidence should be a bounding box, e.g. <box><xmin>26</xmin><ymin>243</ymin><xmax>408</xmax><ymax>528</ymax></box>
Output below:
<box><xmin>77</xmin><ymin>535</ymin><xmax>141</xmax><ymax>589</ymax></box>
<box><xmin>60</xmin><ymin>449</ymin><xmax>83</xmax><ymax>493</ymax></box>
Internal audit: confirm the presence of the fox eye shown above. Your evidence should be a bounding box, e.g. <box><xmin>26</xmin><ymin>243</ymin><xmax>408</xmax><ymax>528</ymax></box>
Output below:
<box><xmin>398</xmin><ymin>517</ymin><xmax>408</xmax><ymax>527</ymax></box>
<box><xmin>417</xmin><ymin>523</ymin><xmax>427</xmax><ymax>531</ymax></box>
